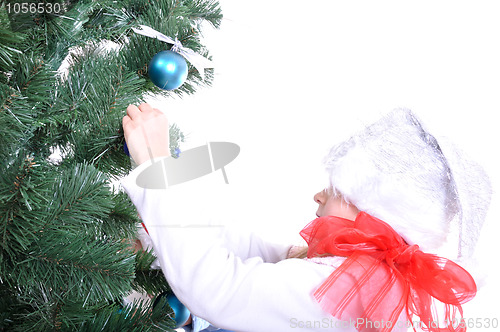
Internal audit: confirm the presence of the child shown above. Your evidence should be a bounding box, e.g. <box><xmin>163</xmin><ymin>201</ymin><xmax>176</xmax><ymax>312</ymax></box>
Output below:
<box><xmin>121</xmin><ymin>104</ymin><xmax>490</xmax><ymax>332</ymax></box>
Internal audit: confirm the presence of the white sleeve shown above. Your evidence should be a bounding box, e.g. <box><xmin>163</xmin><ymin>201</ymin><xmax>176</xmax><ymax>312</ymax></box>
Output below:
<box><xmin>121</xmin><ymin>160</ymin><xmax>357</xmax><ymax>332</ymax></box>
<box><xmin>219</xmin><ymin>227</ymin><xmax>291</xmax><ymax>263</ymax></box>
<box><xmin>137</xmin><ymin>206</ymin><xmax>290</xmax><ymax>268</ymax></box>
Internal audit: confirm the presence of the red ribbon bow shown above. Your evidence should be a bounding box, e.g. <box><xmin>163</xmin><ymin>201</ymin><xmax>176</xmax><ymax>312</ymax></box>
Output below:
<box><xmin>300</xmin><ymin>212</ymin><xmax>476</xmax><ymax>332</ymax></box>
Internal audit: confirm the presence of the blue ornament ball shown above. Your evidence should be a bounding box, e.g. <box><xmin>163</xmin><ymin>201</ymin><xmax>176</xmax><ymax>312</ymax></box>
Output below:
<box><xmin>148</xmin><ymin>50</ymin><xmax>188</xmax><ymax>90</ymax></box>
<box><xmin>154</xmin><ymin>292</ymin><xmax>190</xmax><ymax>328</ymax></box>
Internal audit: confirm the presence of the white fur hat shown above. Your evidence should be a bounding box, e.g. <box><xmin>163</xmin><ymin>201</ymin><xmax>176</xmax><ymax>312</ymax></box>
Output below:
<box><xmin>324</xmin><ymin>109</ymin><xmax>491</xmax><ymax>258</ymax></box>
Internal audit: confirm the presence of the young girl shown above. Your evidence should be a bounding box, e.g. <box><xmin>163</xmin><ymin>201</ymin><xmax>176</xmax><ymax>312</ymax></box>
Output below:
<box><xmin>121</xmin><ymin>104</ymin><xmax>490</xmax><ymax>332</ymax></box>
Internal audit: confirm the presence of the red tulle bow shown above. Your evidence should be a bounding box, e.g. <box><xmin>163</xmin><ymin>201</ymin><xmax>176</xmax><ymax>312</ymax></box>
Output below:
<box><xmin>300</xmin><ymin>212</ymin><xmax>476</xmax><ymax>332</ymax></box>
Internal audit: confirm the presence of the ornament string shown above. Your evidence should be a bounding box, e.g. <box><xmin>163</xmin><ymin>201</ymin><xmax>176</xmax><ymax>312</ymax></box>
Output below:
<box><xmin>132</xmin><ymin>25</ymin><xmax>213</xmax><ymax>80</ymax></box>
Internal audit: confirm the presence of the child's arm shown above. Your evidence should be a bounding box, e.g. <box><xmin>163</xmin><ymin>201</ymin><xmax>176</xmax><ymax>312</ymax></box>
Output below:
<box><xmin>121</xmin><ymin>168</ymin><xmax>338</xmax><ymax>331</ymax></box>
<box><xmin>221</xmin><ymin>227</ymin><xmax>291</xmax><ymax>263</ymax></box>
<box><xmin>123</xmin><ymin>103</ymin><xmax>291</xmax><ymax>263</ymax></box>
<box><xmin>121</xmin><ymin>104</ymin><xmax>349</xmax><ymax>331</ymax></box>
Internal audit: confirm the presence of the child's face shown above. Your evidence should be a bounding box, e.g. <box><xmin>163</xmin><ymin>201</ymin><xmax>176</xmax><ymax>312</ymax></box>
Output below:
<box><xmin>314</xmin><ymin>189</ymin><xmax>359</xmax><ymax>220</ymax></box>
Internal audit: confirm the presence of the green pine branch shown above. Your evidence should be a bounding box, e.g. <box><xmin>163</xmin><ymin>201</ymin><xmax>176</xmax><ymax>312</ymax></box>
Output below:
<box><xmin>0</xmin><ymin>155</ymin><xmax>54</xmax><ymax>258</ymax></box>
<box><xmin>14</xmin><ymin>232</ymin><xmax>136</xmax><ymax>302</ymax></box>
<box><xmin>78</xmin><ymin>298</ymin><xmax>176</xmax><ymax>332</ymax></box>
<box><xmin>132</xmin><ymin>248</ymin><xmax>171</xmax><ymax>296</ymax></box>
<box><xmin>0</xmin><ymin>0</ymin><xmax>223</xmax><ymax>329</ymax></box>
<box><xmin>0</xmin><ymin>24</ymin><xmax>24</xmax><ymax>70</ymax></box>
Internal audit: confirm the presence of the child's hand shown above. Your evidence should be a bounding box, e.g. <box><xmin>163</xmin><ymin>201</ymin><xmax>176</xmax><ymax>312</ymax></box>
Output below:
<box><xmin>122</xmin><ymin>103</ymin><xmax>171</xmax><ymax>165</ymax></box>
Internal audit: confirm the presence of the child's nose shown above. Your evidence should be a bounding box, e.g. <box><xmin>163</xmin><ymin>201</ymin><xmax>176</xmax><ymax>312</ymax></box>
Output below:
<box><xmin>314</xmin><ymin>191</ymin><xmax>326</xmax><ymax>205</ymax></box>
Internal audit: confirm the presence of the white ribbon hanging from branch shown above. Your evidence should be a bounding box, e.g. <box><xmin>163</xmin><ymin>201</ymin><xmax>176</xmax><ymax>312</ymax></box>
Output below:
<box><xmin>132</xmin><ymin>25</ymin><xmax>213</xmax><ymax>80</ymax></box>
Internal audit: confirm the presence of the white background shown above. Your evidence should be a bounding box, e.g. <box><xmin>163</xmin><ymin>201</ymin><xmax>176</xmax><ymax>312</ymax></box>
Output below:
<box><xmin>146</xmin><ymin>0</ymin><xmax>499</xmax><ymax>322</ymax></box>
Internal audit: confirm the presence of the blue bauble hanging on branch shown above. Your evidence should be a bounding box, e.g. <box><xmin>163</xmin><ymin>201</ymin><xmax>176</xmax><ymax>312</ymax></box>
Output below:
<box><xmin>148</xmin><ymin>50</ymin><xmax>188</xmax><ymax>91</ymax></box>
<box><xmin>153</xmin><ymin>292</ymin><xmax>191</xmax><ymax>328</ymax></box>
<box><xmin>132</xmin><ymin>25</ymin><xmax>214</xmax><ymax>91</ymax></box>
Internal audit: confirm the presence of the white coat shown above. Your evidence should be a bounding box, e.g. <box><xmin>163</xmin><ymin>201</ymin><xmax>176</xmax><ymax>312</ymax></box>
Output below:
<box><xmin>121</xmin><ymin>160</ymin><xmax>407</xmax><ymax>332</ymax></box>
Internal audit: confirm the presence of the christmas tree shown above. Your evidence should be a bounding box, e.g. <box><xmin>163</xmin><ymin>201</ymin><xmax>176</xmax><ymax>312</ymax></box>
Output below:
<box><xmin>0</xmin><ymin>0</ymin><xmax>221</xmax><ymax>330</ymax></box>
